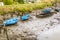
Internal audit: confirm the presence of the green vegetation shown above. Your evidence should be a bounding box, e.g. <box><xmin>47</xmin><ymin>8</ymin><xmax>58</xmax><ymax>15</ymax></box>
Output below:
<box><xmin>0</xmin><ymin>0</ymin><xmax>3</xmax><ymax>2</ymax></box>
<box><xmin>3</xmin><ymin>0</ymin><xmax>13</xmax><ymax>5</ymax></box>
<box><xmin>3</xmin><ymin>0</ymin><xmax>24</xmax><ymax>5</ymax></box>
<box><xmin>56</xmin><ymin>0</ymin><xmax>60</xmax><ymax>3</ymax></box>
<box><xmin>17</xmin><ymin>0</ymin><xmax>24</xmax><ymax>4</ymax></box>
<box><xmin>0</xmin><ymin>2</ymin><xmax>52</xmax><ymax>15</ymax></box>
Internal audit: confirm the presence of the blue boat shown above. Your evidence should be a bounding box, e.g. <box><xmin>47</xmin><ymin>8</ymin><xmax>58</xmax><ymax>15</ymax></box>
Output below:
<box><xmin>21</xmin><ymin>14</ymin><xmax>30</xmax><ymax>21</ymax></box>
<box><xmin>3</xmin><ymin>17</ymin><xmax>19</xmax><ymax>26</ymax></box>
<box><xmin>42</xmin><ymin>8</ymin><xmax>52</xmax><ymax>13</ymax></box>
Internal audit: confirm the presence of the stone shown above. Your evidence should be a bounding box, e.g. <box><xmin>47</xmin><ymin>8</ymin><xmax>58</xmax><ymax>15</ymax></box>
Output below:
<box><xmin>0</xmin><ymin>2</ymin><xmax>4</xmax><ymax>6</ymax></box>
<box><xmin>4</xmin><ymin>14</ymin><xmax>12</xmax><ymax>20</ymax></box>
<box><xmin>0</xmin><ymin>15</ymin><xmax>4</xmax><ymax>21</ymax></box>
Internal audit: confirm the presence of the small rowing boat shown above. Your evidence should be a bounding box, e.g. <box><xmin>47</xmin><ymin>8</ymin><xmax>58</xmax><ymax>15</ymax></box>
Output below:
<box><xmin>0</xmin><ymin>17</ymin><xmax>19</xmax><ymax>26</ymax></box>
<box><xmin>36</xmin><ymin>8</ymin><xmax>56</xmax><ymax>18</ymax></box>
<box><xmin>21</xmin><ymin>14</ymin><xmax>30</xmax><ymax>21</ymax></box>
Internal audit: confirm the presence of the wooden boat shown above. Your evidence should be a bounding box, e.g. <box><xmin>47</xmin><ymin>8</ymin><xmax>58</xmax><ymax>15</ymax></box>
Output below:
<box><xmin>36</xmin><ymin>12</ymin><xmax>55</xmax><ymax>18</ymax></box>
<box><xmin>36</xmin><ymin>8</ymin><xmax>57</xmax><ymax>18</ymax></box>
<box><xmin>21</xmin><ymin>14</ymin><xmax>30</xmax><ymax>21</ymax></box>
<box><xmin>41</xmin><ymin>8</ymin><xmax>51</xmax><ymax>13</ymax></box>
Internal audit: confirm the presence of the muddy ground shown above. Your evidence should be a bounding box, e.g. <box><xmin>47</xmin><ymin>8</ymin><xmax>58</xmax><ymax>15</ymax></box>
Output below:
<box><xmin>0</xmin><ymin>11</ymin><xmax>60</xmax><ymax>40</ymax></box>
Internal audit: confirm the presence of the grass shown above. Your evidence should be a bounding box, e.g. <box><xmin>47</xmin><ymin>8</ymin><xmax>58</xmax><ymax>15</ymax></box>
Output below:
<box><xmin>0</xmin><ymin>2</ymin><xmax>52</xmax><ymax>15</ymax></box>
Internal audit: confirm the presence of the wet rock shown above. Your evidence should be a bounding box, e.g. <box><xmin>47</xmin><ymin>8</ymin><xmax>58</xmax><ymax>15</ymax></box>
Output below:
<box><xmin>0</xmin><ymin>2</ymin><xmax>4</xmax><ymax>6</ymax></box>
<box><xmin>21</xmin><ymin>35</ymin><xmax>37</xmax><ymax>40</ymax></box>
<box><xmin>12</xmin><ymin>14</ymin><xmax>17</xmax><ymax>18</ymax></box>
<box><xmin>0</xmin><ymin>15</ymin><xmax>4</xmax><ymax>21</ymax></box>
<box><xmin>20</xmin><ymin>31</ymin><xmax>37</xmax><ymax>40</ymax></box>
<box><xmin>0</xmin><ymin>20</ymin><xmax>3</xmax><ymax>24</ymax></box>
<box><xmin>4</xmin><ymin>14</ymin><xmax>12</xmax><ymax>20</ymax></box>
<box><xmin>7</xmin><ymin>29</ymin><xmax>37</xmax><ymax>40</ymax></box>
<box><xmin>0</xmin><ymin>28</ymin><xmax>7</xmax><ymax>40</ymax></box>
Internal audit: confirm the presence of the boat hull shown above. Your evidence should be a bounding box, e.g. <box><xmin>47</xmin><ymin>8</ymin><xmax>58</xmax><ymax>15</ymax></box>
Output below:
<box><xmin>3</xmin><ymin>17</ymin><xmax>19</xmax><ymax>26</ymax></box>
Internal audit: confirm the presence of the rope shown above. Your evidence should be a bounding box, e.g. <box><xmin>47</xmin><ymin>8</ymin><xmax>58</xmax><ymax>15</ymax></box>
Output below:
<box><xmin>0</xmin><ymin>24</ymin><xmax>4</xmax><ymax>26</ymax></box>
